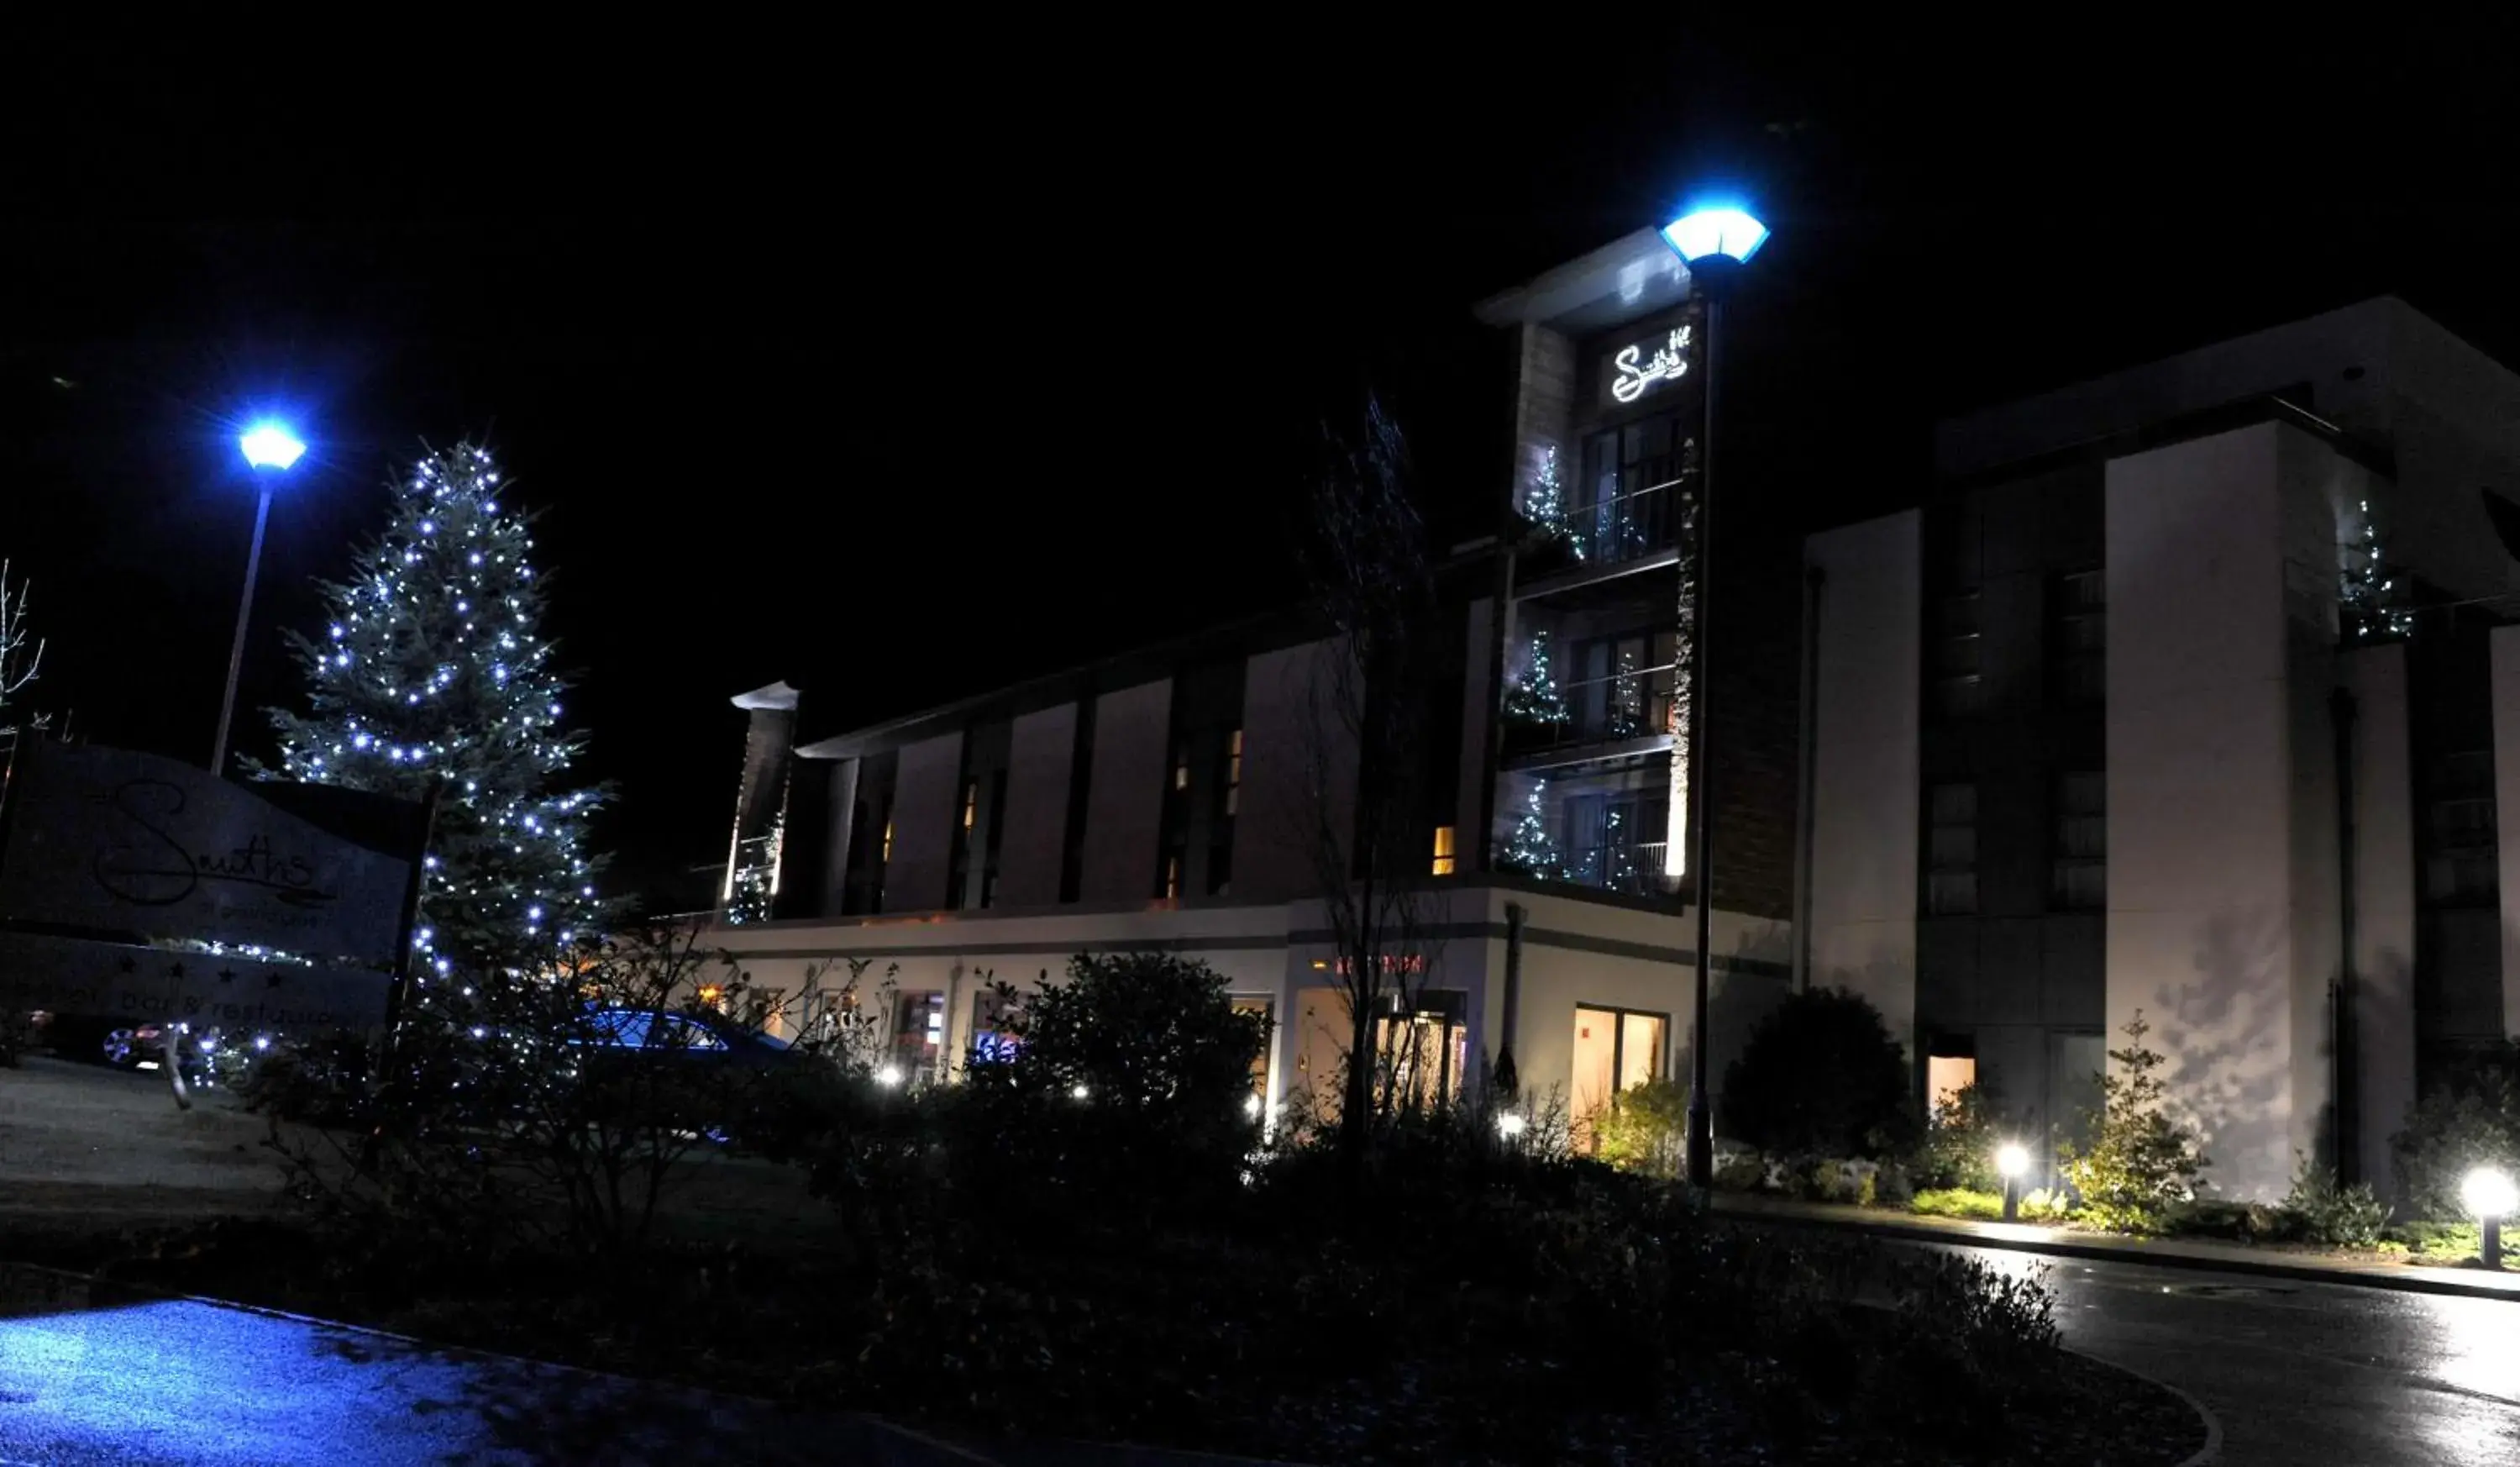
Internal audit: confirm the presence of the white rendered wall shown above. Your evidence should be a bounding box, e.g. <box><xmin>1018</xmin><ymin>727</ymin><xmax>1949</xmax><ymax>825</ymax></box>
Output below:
<box><xmin>884</xmin><ymin>730</ymin><xmax>964</xmax><ymax>914</ymax></box>
<box><xmin>2493</xmin><ymin>626</ymin><xmax>2520</xmax><ymax>1040</ymax></box>
<box><xmin>994</xmin><ymin>702</ymin><xmax>1078</xmax><ymax>908</ymax></box>
<box><xmin>1077</xmin><ymin>679</ymin><xmax>1173</xmax><ymax>905</ymax></box>
<box><xmin>1803</xmin><ymin>509</ymin><xmax>1923</xmax><ymax>1053</ymax></box>
<box><xmin>2104</xmin><ymin>423</ymin><xmax>2350</xmax><ymax>1201</ymax></box>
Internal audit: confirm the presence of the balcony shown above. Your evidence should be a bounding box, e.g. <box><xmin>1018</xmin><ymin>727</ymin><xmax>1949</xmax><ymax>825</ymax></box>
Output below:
<box><xmin>1563</xmin><ymin>839</ymin><xmax>1668</xmax><ymax>896</ymax></box>
<box><xmin>1504</xmin><ymin>662</ymin><xmax>1679</xmax><ymax>770</ymax></box>
<box><xmin>725</xmin><ymin>832</ymin><xmax>780</xmax><ymax>925</ymax></box>
<box><xmin>1518</xmin><ymin>476</ymin><xmax>1688</xmax><ymax>601</ymax></box>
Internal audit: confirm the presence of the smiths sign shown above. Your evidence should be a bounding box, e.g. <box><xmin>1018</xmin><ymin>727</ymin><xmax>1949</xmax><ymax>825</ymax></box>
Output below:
<box><xmin>1596</xmin><ymin>308</ymin><xmax>1704</xmax><ymax>409</ymax></box>
<box><xmin>0</xmin><ymin>741</ymin><xmax>419</xmax><ymax>965</ymax></box>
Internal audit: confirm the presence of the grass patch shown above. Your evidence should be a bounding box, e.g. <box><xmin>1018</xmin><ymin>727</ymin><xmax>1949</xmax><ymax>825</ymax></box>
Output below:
<box><xmin>2385</xmin><ymin>1220</ymin><xmax>2485</xmax><ymax>1262</ymax></box>
<box><xmin>1909</xmin><ymin>1188</ymin><xmax>2005</xmax><ymax>1220</ymax></box>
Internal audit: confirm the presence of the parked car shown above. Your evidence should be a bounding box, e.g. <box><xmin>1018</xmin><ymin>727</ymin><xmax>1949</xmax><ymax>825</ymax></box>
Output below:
<box><xmin>34</xmin><ymin>1012</ymin><xmax>169</xmax><ymax>1070</ymax></box>
<box><xmin>572</xmin><ymin>1005</ymin><xmax>818</xmax><ymax>1147</ymax></box>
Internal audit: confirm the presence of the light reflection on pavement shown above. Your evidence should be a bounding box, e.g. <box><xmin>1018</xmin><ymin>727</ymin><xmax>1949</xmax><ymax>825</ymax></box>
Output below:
<box><xmin>1931</xmin><ymin>1243</ymin><xmax>2520</xmax><ymax>1467</ymax></box>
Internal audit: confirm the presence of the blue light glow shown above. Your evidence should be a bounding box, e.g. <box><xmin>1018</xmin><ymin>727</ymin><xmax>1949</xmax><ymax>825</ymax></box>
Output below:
<box><xmin>1660</xmin><ymin>207</ymin><xmax>1770</xmax><ymax>266</ymax></box>
<box><xmin>239</xmin><ymin>422</ymin><xmax>307</xmax><ymax>471</ymax></box>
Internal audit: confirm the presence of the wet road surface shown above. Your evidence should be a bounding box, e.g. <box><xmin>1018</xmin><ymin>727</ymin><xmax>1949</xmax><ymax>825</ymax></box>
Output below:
<box><xmin>1942</xmin><ymin>1243</ymin><xmax>2520</xmax><ymax>1466</ymax></box>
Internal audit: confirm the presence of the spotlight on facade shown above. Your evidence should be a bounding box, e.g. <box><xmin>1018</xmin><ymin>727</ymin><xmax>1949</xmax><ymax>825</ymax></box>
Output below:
<box><xmin>239</xmin><ymin>422</ymin><xmax>307</xmax><ymax>471</ymax></box>
<box><xmin>874</xmin><ymin>1064</ymin><xmax>905</xmax><ymax>1089</ymax></box>
<box><xmin>1996</xmin><ymin>1141</ymin><xmax>2032</xmax><ymax>1222</ymax></box>
<box><xmin>1495</xmin><ymin>1112</ymin><xmax>1529</xmax><ymax>1139</ymax></box>
<box><xmin>1658</xmin><ymin>206</ymin><xmax>1770</xmax><ymax>267</ymax></box>
<box><xmin>2463</xmin><ymin>1166</ymin><xmax>2517</xmax><ymax>1267</ymax></box>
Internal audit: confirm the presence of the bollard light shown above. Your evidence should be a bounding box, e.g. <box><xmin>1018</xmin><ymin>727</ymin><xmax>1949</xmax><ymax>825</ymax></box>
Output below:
<box><xmin>874</xmin><ymin>1064</ymin><xmax>905</xmax><ymax>1088</ymax></box>
<box><xmin>1069</xmin><ymin>1082</ymin><xmax>1090</xmax><ymax>1102</ymax></box>
<box><xmin>1243</xmin><ymin>1092</ymin><xmax>1263</xmax><ymax>1118</ymax></box>
<box><xmin>1996</xmin><ymin>1141</ymin><xmax>2032</xmax><ymax>1222</ymax></box>
<box><xmin>2463</xmin><ymin>1166</ymin><xmax>2517</xmax><ymax>1268</ymax></box>
<box><xmin>1495</xmin><ymin>1111</ymin><xmax>1529</xmax><ymax>1139</ymax></box>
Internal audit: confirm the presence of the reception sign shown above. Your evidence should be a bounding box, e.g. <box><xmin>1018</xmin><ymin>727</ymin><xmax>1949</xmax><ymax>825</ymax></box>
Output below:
<box><xmin>0</xmin><ymin>928</ymin><xmax>392</xmax><ymax>1036</ymax></box>
<box><xmin>0</xmin><ymin>741</ymin><xmax>420</xmax><ymax>964</ymax></box>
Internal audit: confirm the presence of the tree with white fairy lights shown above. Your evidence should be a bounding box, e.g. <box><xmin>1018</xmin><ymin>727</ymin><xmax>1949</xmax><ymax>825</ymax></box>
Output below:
<box><xmin>1503</xmin><ymin>628</ymin><xmax>1569</xmax><ymax>728</ymax></box>
<box><xmin>260</xmin><ymin>443</ymin><xmax>608</xmax><ymax>972</ymax></box>
<box><xmin>1499</xmin><ymin>779</ymin><xmax>1562</xmax><ymax>878</ymax></box>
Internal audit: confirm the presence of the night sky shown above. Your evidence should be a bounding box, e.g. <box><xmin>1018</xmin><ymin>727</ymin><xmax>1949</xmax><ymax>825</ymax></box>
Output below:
<box><xmin>6</xmin><ymin>28</ymin><xmax>2519</xmax><ymax>903</ymax></box>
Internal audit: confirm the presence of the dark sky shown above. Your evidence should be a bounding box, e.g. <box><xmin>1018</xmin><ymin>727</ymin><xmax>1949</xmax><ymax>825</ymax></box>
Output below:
<box><xmin>6</xmin><ymin>26</ymin><xmax>2519</xmax><ymax>903</ymax></box>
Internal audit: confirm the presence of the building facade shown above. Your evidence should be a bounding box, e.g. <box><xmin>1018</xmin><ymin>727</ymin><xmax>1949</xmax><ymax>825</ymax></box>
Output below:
<box><xmin>706</xmin><ymin>229</ymin><xmax>1798</xmax><ymax>1133</ymax></box>
<box><xmin>1805</xmin><ymin>297</ymin><xmax>2520</xmax><ymax>1201</ymax></box>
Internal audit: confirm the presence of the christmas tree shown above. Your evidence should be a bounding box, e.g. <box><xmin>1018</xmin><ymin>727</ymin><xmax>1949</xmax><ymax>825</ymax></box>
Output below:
<box><xmin>2339</xmin><ymin>497</ymin><xmax>2413</xmax><ymax>642</ymax></box>
<box><xmin>261</xmin><ymin>443</ymin><xmax>607</xmax><ymax>972</ymax></box>
<box><xmin>1503</xmin><ymin>629</ymin><xmax>1569</xmax><ymax>728</ymax></box>
<box><xmin>1499</xmin><ymin>780</ymin><xmax>1562</xmax><ymax>878</ymax></box>
<box><xmin>1522</xmin><ymin>445</ymin><xmax>1572</xmax><ymax>550</ymax></box>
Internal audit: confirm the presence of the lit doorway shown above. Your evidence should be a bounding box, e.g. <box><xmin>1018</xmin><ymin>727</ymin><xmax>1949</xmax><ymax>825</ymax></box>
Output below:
<box><xmin>1571</xmin><ymin>1005</ymin><xmax>1667</xmax><ymax>1144</ymax></box>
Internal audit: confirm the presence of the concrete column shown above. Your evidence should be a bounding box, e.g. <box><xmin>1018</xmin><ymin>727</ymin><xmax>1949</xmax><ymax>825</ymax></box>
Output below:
<box><xmin>1803</xmin><ymin>509</ymin><xmax>1923</xmax><ymax>1054</ymax></box>
<box><xmin>2492</xmin><ymin>625</ymin><xmax>2520</xmax><ymax>1038</ymax></box>
<box><xmin>2344</xmin><ymin>643</ymin><xmax>2417</xmax><ymax>1197</ymax></box>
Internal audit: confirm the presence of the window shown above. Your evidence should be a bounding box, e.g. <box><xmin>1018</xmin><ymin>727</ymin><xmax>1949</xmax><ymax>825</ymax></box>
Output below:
<box><xmin>1931</xmin><ymin>593</ymin><xmax>1982</xmax><ymax>718</ymax></box>
<box><xmin>1570</xmin><ymin>628</ymin><xmax>1681</xmax><ymax>742</ymax></box>
<box><xmin>881</xmin><ymin>818</ymin><xmax>893</xmax><ymax>864</ymax></box>
<box><xmin>893</xmin><ymin>990</ymin><xmax>945</xmax><ymax>1072</ymax></box>
<box><xmin>960</xmin><ymin>781</ymin><xmax>978</xmax><ymax>830</ymax></box>
<box><xmin>969</xmin><ymin>988</ymin><xmax>1021</xmax><ymax>1064</ymax></box>
<box><xmin>1209</xmin><ymin>728</ymin><xmax>1242</xmax><ymax>895</ymax></box>
<box><xmin>1161</xmin><ymin>853</ymin><xmax>1183</xmax><ymax>901</ymax></box>
<box><xmin>947</xmin><ymin>777</ymin><xmax>981</xmax><ymax>909</ymax></box>
<box><xmin>1372</xmin><ymin>991</ymin><xmax>1468</xmax><ymax>1110</ymax></box>
<box><xmin>1562</xmin><ymin>791</ymin><xmax>1668</xmax><ymax>894</ymax></box>
<box><xmin>2051</xmin><ymin>771</ymin><xmax>2105</xmax><ymax>909</ymax></box>
<box><xmin>1576</xmin><ymin>411</ymin><xmax>1688</xmax><ymax>561</ymax></box>
<box><xmin>1157</xmin><ymin>737</ymin><xmax>1193</xmax><ymax>899</ymax></box>
<box><xmin>2423</xmin><ymin>749</ymin><xmax>2497</xmax><ymax>906</ymax></box>
<box><xmin>2050</xmin><ymin>570</ymin><xmax>2105</xmax><ymax>705</ymax></box>
<box><xmin>1925</xmin><ymin>1054</ymin><xmax>1977</xmax><ymax>1119</ymax></box>
<box><xmin>1925</xmin><ymin>781</ymin><xmax>1977</xmax><ymax>914</ymax></box>
<box><xmin>1570</xmin><ymin>1005</ymin><xmax>1668</xmax><ymax>1147</ymax></box>
<box><xmin>979</xmin><ymin>768</ymin><xmax>1010</xmax><ymax>908</ymax></box>
<box><xmin>1431</xmin><ymin>824</ymin><xmax>1457</xmax><ymax>876</ymax></box>
<box><xmin>1232</xmin><ymin>996</ymin><xmax>1273</xmax><ymax>1101</ymax></box>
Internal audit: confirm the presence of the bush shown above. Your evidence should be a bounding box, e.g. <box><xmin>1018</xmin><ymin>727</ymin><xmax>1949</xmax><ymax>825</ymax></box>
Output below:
<box><xmin>1911</xmin><ymin>1081</ymin><xmax>2005</xmax><ymax>1193</ymax></box>
<box><xmin>2385</xmin><ymin>1219</ymin><xmax>2484</xmax><ymax>1262</ymax></box>
<box><xmin>2391</xmin><ymin>1039</ymin><xmax>2520</xmax><ymax>1222</ymax></box>
<box><xmin>0</xmin><ymin>1008</ymin><xmax>29</xmax><ymax>1068</ymax></box>
<box><xmin>1911</xmin><ymin>1187</ymin><xmax>2005</xmax><ymax>1221</ymax></box>
<box><xmin>2058</xmin><ymin>1011</ymin><xmax>2207</xmax><ymax>1233</ymax></box>
<box><xmin>1593</xmin><ymin>1076</ymin><xmax>1689</xmax><ymax>1179</ymax></box>
<box><xmin>948</xmin><ymin>952</ymin><xmax>1269</xmax><ymax>1218</ymax></box>
<box><xmin>2276</xmin><ymin>1154</ymin><xmax>2390</xmax><ymax>1246</ymax></box>
<box><xmin>1720</xmin><ymin>987</ymin><xmax>1916</xmax><ymax>1159</ymax></box>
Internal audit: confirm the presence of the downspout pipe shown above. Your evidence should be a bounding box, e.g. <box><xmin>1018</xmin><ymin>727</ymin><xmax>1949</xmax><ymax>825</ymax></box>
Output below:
<box><xmin>1793</xmin><ymin>565</ymin><xmax>1824</xmax><ymax>991</ymax></box>
<box><xmin>2332</xmin><ymin>686</ymin><xmax>2360</xmax><ymax>1183</ymax></box>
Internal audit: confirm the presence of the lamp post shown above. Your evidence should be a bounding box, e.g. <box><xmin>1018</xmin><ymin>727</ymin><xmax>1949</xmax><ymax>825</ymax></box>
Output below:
<box><xmin>1660</xmin><ymin>205</ymin><xmax>1770</xmax><ymax>1189</ymax></box>
<box><xmin>1996</xmin><ymin>1141</ymin><xmax>2032</xmax><ymax>1222</ymax></box>
<box><xmin>211</xmin><ymin>422</ymin><xmax>307</xmax><ymax>776</ymax></box>
<box><xmin>2464</xmin><ymin>1166</ymin><xmax>2517</xmax><ymax>1269</ymax></box>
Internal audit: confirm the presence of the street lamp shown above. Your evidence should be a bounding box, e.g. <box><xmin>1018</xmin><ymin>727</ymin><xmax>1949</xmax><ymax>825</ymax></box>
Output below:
<box><xmin>1996</xmin><ymin>1141</ymin><xmax>2032</xmax><ymax>1222</ymax></box>
<box><xmin>2463</xmin><ymin>1166</ymin><xmax>2517</xmax><ymax>1269</ymax></box>
<box><xmin>1662</xmin><ymin>202</ymin><xmax>1767</xmax><ymax>1190</ymax></box>
<box><xmin>211</xmin><ymin>421</ymin><xmax>308</xmax><ymax>776</ymax></box>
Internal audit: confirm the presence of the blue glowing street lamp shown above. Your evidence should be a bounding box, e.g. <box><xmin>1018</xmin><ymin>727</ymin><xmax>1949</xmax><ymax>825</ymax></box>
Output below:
<box><xmin>210</xmin><ymin>421</ymin><xmax>308</xmax><ymax>776</ymax></box>
<box><xmin>1660</xmin><ymin>202</ymin><xmax>1767</xmax><ymax>1190</ymax></box>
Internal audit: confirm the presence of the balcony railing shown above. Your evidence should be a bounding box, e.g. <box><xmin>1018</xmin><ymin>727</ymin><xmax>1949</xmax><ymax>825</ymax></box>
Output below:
<box><xmin>1563</xmin><ymin>840</ymin><xmax>1668</xmax><ymax>896</ymax></box>
<box><xmin>1507</xmin><ymin>662</ymin><xmax>1680</xmax><ymax>760</ymax></box>
<box><xmin>1562</xmin><ymin>476</ymin><xmax>1683</xmax><ymax>568</ymax></box>
<box><xmin>725</xmin><ymin>832</ymin><xmax>780</xmax><ymax>925</ymax></box>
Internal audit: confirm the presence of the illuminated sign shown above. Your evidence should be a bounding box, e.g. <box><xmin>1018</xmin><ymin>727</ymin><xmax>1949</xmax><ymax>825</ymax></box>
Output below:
<box><xmin>1609</xmin><ymin>324</ymin><xmax>1693</xmax><ymax>404</ymax></box>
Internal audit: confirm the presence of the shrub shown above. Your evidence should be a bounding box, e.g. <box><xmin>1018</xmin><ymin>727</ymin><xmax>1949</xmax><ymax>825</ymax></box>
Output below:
<box><xmin>1719</xmin><ymin>987</ymin><xmax>1916</xmax><ymax>1159</ymax></box>
<box><xmin>2276</xmin><ymin>1154</ymin><xmax>2389</xmax><ymax>1246</ymax></box>
<box><xmin>1910</xmin><ymin>1187</ymin><xmax>2005</xmax><ymax>1221</ymax></box>
<box><xmin>2391</xmin><ymin>1039</ymin><xmax>2520</xmax><ymax>1222</ymax></box>
<box><xmin>2385</xmin><ymin>1219</ymin><xmax>2484</xmax><ymax>1262</ymax></box>
<box><xmin>2058</xmin><ymin>1011</ymin><xmax>2207</xmax><ymax>1233</ymax></box>
<box><xmin>1911</xmin><ymin>1081</ymin><xmax>2006</xmax><ymax>1193</ymax></box>
<box><xmin>950</xmin><ymin>952</ymin><xmax>1269</xmax><ymax>1217</ymax></box>
<box><xmin>0</xmin><ymin>1007</ymin><xmax>29</xmax><ymax>1067</ymax></box>
<box><xmin>1593</xmin><ymin>1076</ymin><xmax>1689</xmax><ymax>1179</ymax></box>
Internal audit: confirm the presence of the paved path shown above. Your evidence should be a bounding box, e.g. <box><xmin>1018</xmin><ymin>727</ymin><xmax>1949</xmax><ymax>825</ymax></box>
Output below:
<box><xmin>1975</xmin><ymin>1245</ymin><xmax>2520</xmax><ymax>1467</ymax></box>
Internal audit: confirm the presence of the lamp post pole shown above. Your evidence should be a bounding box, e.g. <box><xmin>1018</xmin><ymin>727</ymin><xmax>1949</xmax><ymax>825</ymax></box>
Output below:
<box><xmin>209</xmin><ymin>484</ymin><xmax>274</xmax><ymax>777</ymax></box>
<box><xmin>214</xmin><ymin>422</ymin><xmax>307</xmax><ymax>776</ymax></box>
<box><xmin>1683</xmin><ymin>283</ymin><xmax>1724</xmax><ymax>1190</ymax></box>
<box><xmin>1658</xmin><ymin>205</ymin><xmax>1767</xmax><ymax>1191</ymax></box>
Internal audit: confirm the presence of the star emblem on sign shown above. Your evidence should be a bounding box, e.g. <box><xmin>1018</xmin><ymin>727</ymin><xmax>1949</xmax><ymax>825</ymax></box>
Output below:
<box><xmin>218</xmin><ymin>969</ymin><xmax>238</xmax><ymax>985</ymax></box>
<box><xmin>266</xmin><ymin>973</ymin><xmax>285</xmax><ymax>989</ymax></box>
